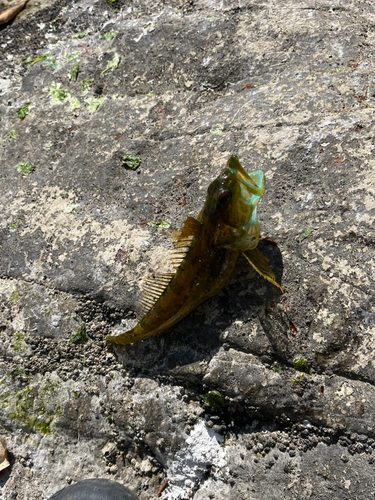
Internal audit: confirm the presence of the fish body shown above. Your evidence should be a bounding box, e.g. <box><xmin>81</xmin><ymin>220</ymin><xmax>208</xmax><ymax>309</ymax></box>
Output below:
<box><xmin>107</xmin><ymin>156</ymin><xmax>282</xmax><ymax>346</ymax></box>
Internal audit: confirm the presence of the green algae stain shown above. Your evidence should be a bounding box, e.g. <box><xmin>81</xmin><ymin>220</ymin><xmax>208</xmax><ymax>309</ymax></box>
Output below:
<box><xmin>9</xmin><ymin>221</ymin><xmax>22</xmax><ymax>231</ymax></box>
<box><xmin>81</xmin><ymin>79</ymin><xmax>94</xmax><ymax>94</ymax></box>
<box><xmin>67</xmin><ymin>97</ymin><xmax>81</xmax><ymax>112</ymax></box>
<box><xmin>100</xmin><ymin>53</ymin><xmax>121</xmax><ymax>76</ymax></box>
<box><xmin>291</xmin><ymin>373</ymin><xmax>305</xmax><ymax>385</ymax></box>
<box><xmin>9</xmin><ymin>288</ymin><xmax>19</xmax><ymax>302</ymax></box>
<box><xmin>201</xmin><ymin>391</ymin><xmax>225</xmax><ymax>411</ymax></box>
<box><xmin>101</xmin><ymin>30</ymin><xmax>117</xmax><ymax>41</ymax></box>
<box><xmin>72</xmin><ymin>30</ymin><xmax>91</xmax><ymax>39</ymax></box>
<box><xmin>85</xmin><ymin>97</ymin><xmax>105</xmax><ymax>113</ymax></box>
<box><xmin>210</xmin><ymin>124</ymin><xmax>225</xmax><ymax>135</ymax></box>
<box><xmin>148</xmin><ymin>220</ymin><xmax>170</xmax><ymax>231</ymax></box>
<box><xmin>121</xmin><ymin>154</ymin><xmax>142</xmax><ymax>170</ymax></box>
<box><xmin>47</xmin><ymin>82</ymin><xmax>69</xmax><ymax>104</ymax></box>
<box><xmin>8</xmin><ymin>367</ymin><xmax>29</xmax><ymax>382</ymax></box>
<box><xmin>10</xmin><ymin>130</ymin><xmax>18</xmax><ymax>139</ymax></box>
<box><xmin>70</xmin><ymin>324</ymin><xmax>88</xmax><ymax>345</ymax></box>
<box><xmin>16</xmin><ymin>161</ymin><xmax>35</xmax><ymax>176</ymax></box>
<box><xmin>63</xmin><ymin>52</ymin><xmax>82</xmax><ymax>64</ymax></box>
<box><xmin>13</xmin><ymin>331</ymin><xmax>27</xmax><ymax>353</ymax></box>
<box><xmin>300</xmin><ymin>227</ymin><xmax>318</xmax><ymax>242</ymax></box>
<box><xmin>293</xmin><ymin>357</ymin><xmax>310</xmax><ymax>374</ymax></box>
<box><xmin>17</xmin><ymin>102</ymin><xmax>32</xmax><ymax>120</ymax></box>
<box><xmin>5</xmin><ymin>377</ymin><xmax>63</xmax><ymax>435</ymax></box>
<box><xmin>68</xmin><ymin>61</ymin><xmax>79</xmax><ymax>81</ymax></box>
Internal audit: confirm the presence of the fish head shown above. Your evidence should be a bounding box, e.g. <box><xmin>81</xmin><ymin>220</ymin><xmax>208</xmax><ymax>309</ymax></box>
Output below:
<box><xmin>199</xmin><ymin>156</ymin><xmax>266</xmax><ymax>251</ymax></box>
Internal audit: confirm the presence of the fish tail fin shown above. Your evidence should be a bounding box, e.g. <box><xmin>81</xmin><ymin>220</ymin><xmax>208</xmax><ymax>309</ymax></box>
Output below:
<box><xmin>242</xmin><ymin>248</ymin><xmax>283</xmax><ymax>292</ymax></box>
<box><xmin>106</xmin><ymin>323</ymin><xmax>149</xmax><ymax>346</ymax></box>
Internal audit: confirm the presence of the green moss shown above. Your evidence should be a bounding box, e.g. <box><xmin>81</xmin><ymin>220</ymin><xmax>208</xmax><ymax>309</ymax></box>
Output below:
<box><xmin>68</xmin><ymin>61</ymin><xmax>79</xmax><ymax>81</ymax></box>
<box><xmin>105</xmin><ymin>0</ymin><xmax>119</xmax><ymax>4</ymax></box>
<box><xmin>80</xmin><ymin>79</ymin><xmax>94</xmax><ymax>94</ymax></box>
<box><xmin>271</xmin><ymin>362</ymin><xmax>281</xmax><ymax>373</ymax></box>
<box><xmin>100</xmin><ymin>30</ymin><xmax>117</xmax><ymax>41</ymax></box>
<box><xmin>17</xmin><ymin>102</ymin><xmax>32</xmax><ymax>120</ymax></box>
<box><xmin>300</xmin><ymin>227</ymin><xmax>318</xmax><ymax>242</ymax></box>
<box><xmin>47</xmin><ymin>82</ymin><xmax>69</xmax><ymax>104</ymax></box>
<box><xmin>201</xmin><ymin>391</ymin><xmax>225</xmax><ymax>411</ymax></box>
<box><xmin>6</xmin><ymin>377</ymin><xmax>62</xmax><ymax>435</ymax></box>
<box><xmin>210</xmin><ymin>124</ymin><xmax>225</xmax><ymax>135</ymax></box>
<box><xmin>72</xmin><ymin>30</ymin><xmax>91</xmax><ymax>39</ymax></box>
<box><xmin>121</xmin><ymin>154</ymin><xmax>142</xmax><ymax>170</ymax></box>
<box><xmin>67</xmin><ymin>97</ymin><xmax>81</xmax><ymax>112</ymax></box>
<box><xmin>100</xmin><ymin>53</ymin><xmax>121</xmax><ymax>76</ymax></box>
<box><xmin>291</xmin><ymin>374</ymin><xmax>305</xmax><ymax>385</ymax></box>
<box><xmin>16</xmin><ymin>162</ymin><xmax>35</xmax><ymax>176</ymax></box>
<box><xmin>73</xmin><ymin>391</ymin><xmax>81</xmax><ymax>399</ymax></box>
<box><xmin>13</xmin><ymin>331</ymin><xmax>27</xmax><ymax>353</ymax></box>
<box><xmin>63</xmin><ymin>51</ymin><xmax>82</xmax><ymax>64</ymax></box>
<box><xmin>293</xmin><ymin>357</ymin><xmax>310</xmax><ymax>374</ymax></box>
<box><xmin>10</xmin><ymin>130</ymin><xmax>18</xmax><ymax>139</ymax></box>
<box><xmin>148</xmin><ymin>220</ymin><xmax>170</xmax><ymax>231</ymax></box>
<box><xmin>9</xmin><ymin>220</ymin><xmax>22</xmax><ymax>231</ymax></box>
<box><xmin>10</xmin><ymin>288</ymin><xmax>19</xmax><ymax>302</ymax></box>
<box><xmin>85</xmin><ymin>97</ymin><xmax>105</xmax><ymax>113</ymax></box>
<box><xmin>8</xmin><ymin>367</ymin><xmax>29</xmax><ymax>382</ymax></box>
<box><xmin>70</xmin><ymin>324</ymin><xmax>88</xmax><ymax>345</ymax></box>
<box><xmin>23</xmin><ymin>55</ymin><xmax>46</xmax><ymax>67</ymax></box>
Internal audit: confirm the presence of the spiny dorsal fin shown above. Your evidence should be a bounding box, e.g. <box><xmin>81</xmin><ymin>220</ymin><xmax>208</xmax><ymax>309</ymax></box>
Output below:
<box><xmin>169</xmin><ymin>216</ymin><xmax>202</xmax><ymax>270</ymax></box>
<box><xmin>242</xmin><ymin>248</ymin><xmax>283</xmax><ymax>292</ymax></box>
<box><xmin>136</xmin><ymin>273</ymin><xmax>175</xmax><ymax>321</ymax></box>
<box><xmin>136</xmin><ymin>218</ymin><xmax>202</xmax><ymax>321</ymax></box>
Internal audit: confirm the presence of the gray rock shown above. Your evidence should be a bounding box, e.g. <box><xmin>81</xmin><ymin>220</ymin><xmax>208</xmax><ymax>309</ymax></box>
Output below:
<box><xmin>0</xmin><ymin>0</ymin><xmax>374</xmax><ymax>499</ymax></box>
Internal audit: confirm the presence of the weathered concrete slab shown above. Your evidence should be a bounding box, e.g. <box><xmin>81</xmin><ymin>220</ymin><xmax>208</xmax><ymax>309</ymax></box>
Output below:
<box><xmin>0</xmin><ymin>0</ymin><xmax>375</xmax><ymax>499</ymax></box>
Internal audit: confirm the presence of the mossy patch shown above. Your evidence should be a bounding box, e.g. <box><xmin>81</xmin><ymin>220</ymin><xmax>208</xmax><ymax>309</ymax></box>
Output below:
<box><xmin>121</xmin><ymin>154</ymin><xmax>142</xmax><ymax>170</ymax></box>
<box><xmin>210</xmin><ymin>124</ymin><xmax>225</xmax><ymax>135</ymax></box>
<box><xmin>4</xmin><ymin>376</ymin><xmax>63</xmax><ymax>435</ymax></box>
<box><xmin>10</xmin><ymin>130</ymin><xmax>18</xmax><ymax>139</ymax></box>
<box><xmin>101</xmin><ymin>30</ymin><xmax>117</xmax><ymax>41</ymax></box>
<box><xmin>16</xmin><ymin>162</ymin><xmax>35</xmax><ymax>176</ymax></box>
<box><xmin>85</xmin><ymin>97</ymin><xmax>105</xmax><ymax>113</ymax></box>
<box><xmin>148</xmin><ymin>220</ymin><xmax>170</xmax><ymax>231</ymax></box>
<box><xmin>13</xmin><ymin>331</ymin><xmax>27</xmax><ymax>353</ymax></box>
<box><xmin>271</xmin><ymin>362</ymin><xmax>281</xmax><ymax>373</ymax></box>
<box><xmin>9</xmin><ymin>220</ymin><xmax>22</xmax><ymax>231</ymax></box>
<box><xmin>81</xmin><ymin>79</ymin><xmax>94</xmax><ymax>94</ymax></box>
<box><xmin>70</xmin><ymin>324</ymin><xmax>88</xmax><ymax>345</ymax></box>
<box><xmin>17</xmin><ymin>102</ymin><xmax>32</xmax><ymax>120</ymax></box>
<box><xmin>8</xmin><ymin>367</ymin><xmax>29</xmax><ymax>382</ymax></box>
<box><xmin>72</xmin><ymin>30</ymin><xmax>91</xmax><ymax>39</ymax></box>
<box><xmin>67</xmin><ymin>97</ymin><xmax>81</xmax><ymax>112</ymax></box>
<box><xmin>291</xmin><ymin>374</ymin><xmax>305</xmax><ymax>385</ymax></box>
<box><xmin>100</xmin><ymin>53</ymin><xmax>121</xmax><ymax>76</ymax></box>
<box><xmin>293</xmin><ymin>357</ymin><xmax>310</xmax><ymax>374</ymax></box>
<box><xmin>300</xmin><ymin>227</ymin><xmax>318</xmax><ymax>242</ymax></box>
<box><xmin>201</xmin><ymin>391</ymin><xmax>225</xmax><ymax>411</ymax></box>
<box><xmin>47</xmin><ymin>82</ymin><xmax>69</xmax><ymax>104</ymax></box>
<box><xmin>68</xmin><ymin>61</ymin><xmax>79</xmax><ymax>81</ymax></box>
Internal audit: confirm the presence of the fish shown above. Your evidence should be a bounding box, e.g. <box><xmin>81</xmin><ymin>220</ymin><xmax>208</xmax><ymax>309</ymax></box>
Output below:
<box><xmin>0</xmin><ymin>0</ymin><xmax>28</xmax><ymax>25</ymax></box>
<box><xmin>106</xmin><ymin>156</ymin><xmax>282</xmax><ymax>346</ymax></box>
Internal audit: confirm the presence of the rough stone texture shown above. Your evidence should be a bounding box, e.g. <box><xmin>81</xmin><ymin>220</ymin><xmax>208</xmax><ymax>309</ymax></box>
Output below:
<box><xmin>0</xmin><ymin>0</ymin><xmax>375</xmax><ymax>499</ymax></box>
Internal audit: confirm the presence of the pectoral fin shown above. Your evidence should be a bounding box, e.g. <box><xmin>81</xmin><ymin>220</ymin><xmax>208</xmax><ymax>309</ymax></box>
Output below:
<box><xmin>242</xmin><ymin>248</ymin><xmax>283</xmax><ymax>292</ymax></box>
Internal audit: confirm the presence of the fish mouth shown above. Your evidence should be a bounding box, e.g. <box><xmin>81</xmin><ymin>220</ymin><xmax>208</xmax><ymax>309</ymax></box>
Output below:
<box><xmin>227</xmin><ymin>156</ymin><xmax>265</xmax><ymax>198</ymax></box>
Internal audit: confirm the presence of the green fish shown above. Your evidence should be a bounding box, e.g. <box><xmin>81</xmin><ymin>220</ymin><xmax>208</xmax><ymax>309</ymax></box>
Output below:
<box><xmin>107</xmin><ymin>156</ymin><xmax>282</xmax><ymax>345</ymax></box>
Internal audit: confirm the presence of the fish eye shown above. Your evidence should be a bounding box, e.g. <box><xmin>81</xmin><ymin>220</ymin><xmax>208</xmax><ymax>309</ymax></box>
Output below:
<box><xmin>218</xmin><ymin>190</ymin><xmax>232</xmax><ymax>205</ymax></box>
